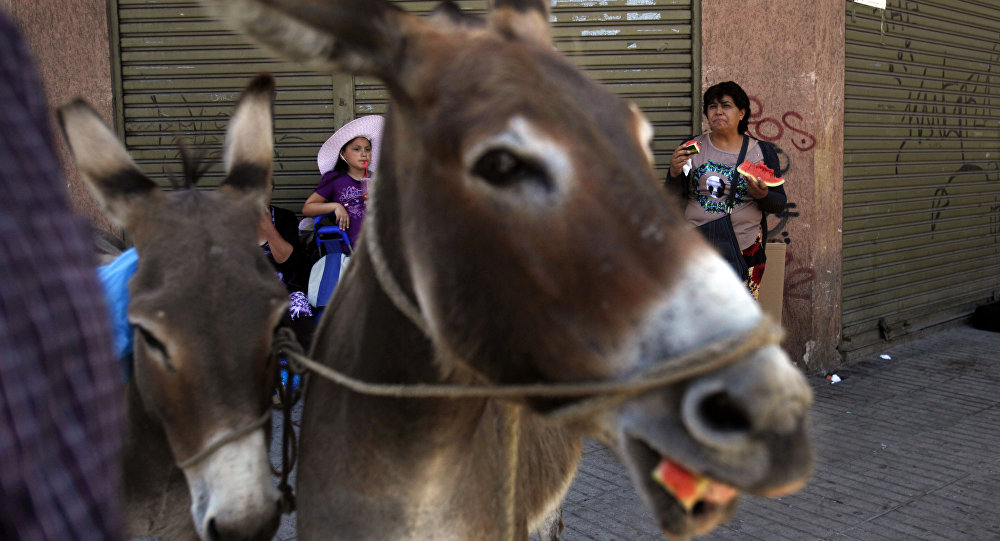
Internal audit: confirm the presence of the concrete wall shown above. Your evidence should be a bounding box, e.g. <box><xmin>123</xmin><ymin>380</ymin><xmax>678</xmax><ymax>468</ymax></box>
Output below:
<box><xmin>701</xmin><ymin>1</ymin><xmax>845</xmax><ymax>372</ymax></box>
<box><xmin>1</xmin><ymin>0</ymin><xmax>116</xmax><ymax>233</ymax></box>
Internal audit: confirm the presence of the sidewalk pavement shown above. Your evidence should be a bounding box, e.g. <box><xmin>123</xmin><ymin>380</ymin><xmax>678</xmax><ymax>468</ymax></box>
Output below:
<box><xmin>273</xmin><ymin>325</ymin><xmax>1000</xmax><ymax>540</ymax></box>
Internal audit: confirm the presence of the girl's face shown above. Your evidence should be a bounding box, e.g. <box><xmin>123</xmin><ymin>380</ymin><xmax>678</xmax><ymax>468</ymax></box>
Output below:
<box><xmin>341</xmin><ymin>136</ymin><xmax>372</xmax><ymax>176</ymax></box>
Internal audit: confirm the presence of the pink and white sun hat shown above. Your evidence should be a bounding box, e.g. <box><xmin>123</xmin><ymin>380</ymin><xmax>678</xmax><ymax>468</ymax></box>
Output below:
<box><xmin>317</xmin><ymin>115</ymin><xmax>385</xmax><ymax>175</ymax></box>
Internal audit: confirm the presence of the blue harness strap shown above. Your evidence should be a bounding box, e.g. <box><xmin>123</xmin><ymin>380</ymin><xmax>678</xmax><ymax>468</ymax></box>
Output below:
<box><xmin>97</xmin><ymin>247</ymin><xmax>138</xmax><ymax>381</ymax></box>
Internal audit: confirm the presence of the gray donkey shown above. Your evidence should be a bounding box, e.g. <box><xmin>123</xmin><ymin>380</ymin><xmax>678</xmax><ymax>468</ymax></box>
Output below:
<box><xmin>59</xmin><ymin>74</ymin><xmax>287</xmax><ymax>541</ymax></box>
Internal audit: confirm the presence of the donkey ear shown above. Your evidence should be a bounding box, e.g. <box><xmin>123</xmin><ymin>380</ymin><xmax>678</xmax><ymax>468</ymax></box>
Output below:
<box><xmin>58</xmin><ymin>100</ymin><xmax>158</xmax><ymax>226</ymax></box>
<box><xmin>222</xmin><ymin>73</ymin><xmax>275</xmax><ymax>194</ymax></box>
<box><xmin>490</xmin><ymin>0</ymin><xmax>551</xmax><ymax>46</ymax></box>
<box><xmin>207</xmin><ymin>0</ymin><xmax>421</xmax><ymax>95</ymax></box>
<box><xmin>429</xmin><ymin>1</ymin><xmax>486</xmax><ymax>30</ymax></box>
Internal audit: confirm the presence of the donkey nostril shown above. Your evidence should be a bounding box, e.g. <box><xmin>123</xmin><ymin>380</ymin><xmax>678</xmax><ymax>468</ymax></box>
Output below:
<box><xmin>206</xmin><ymin>518</ymin><xmax>221</xmax><ymax>541</ymax></box>
<box><xmin>691</xmin><ymin>499</ymin><xmax>709</xmax><ymax>516</ymax></box>
<box><xmin>698</xmin><ymin>391</ymin><xmax>752</xmax><ymax>433</ymax></box>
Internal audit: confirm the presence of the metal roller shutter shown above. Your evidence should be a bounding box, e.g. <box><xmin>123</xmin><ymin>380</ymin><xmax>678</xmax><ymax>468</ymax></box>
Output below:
<box><xmin>353</xmin><ymin>0</ymin><xmax>698</xmax><ymax>178</ymax></box>
<box><xmin>113</xmin><ymin>0</ymin><xmax>335</xmax><ymax>210</ymax></box>
<box><xmin>114</xmin><ymin>0</ymin><xmax>696</xmax><ymax>207</ymax></box>
<box><xmin>842</xmin><ymin>0</ymin><xmax>1000</xmax><ymax>358</ymax></box>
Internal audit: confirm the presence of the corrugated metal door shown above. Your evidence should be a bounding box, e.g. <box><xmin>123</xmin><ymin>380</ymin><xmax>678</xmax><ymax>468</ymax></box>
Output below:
<box><xmin>114</xmin><ymin>0</ymin><xmax>696</xmax><ymax>206</ymax></box>
<box><xmin>113</xmin><ymin>0</ymin><xmax>334</xmax><ymax>209</ymax></box>
<box><xmin>842</xmin><ymin>0</ymin><xmax>1000</xmax><ymax>358</ymax></box>
<box><xmin>353</xmin><ymin>0</ymin><xmax>698</xmax><ymax>178</ymax></box>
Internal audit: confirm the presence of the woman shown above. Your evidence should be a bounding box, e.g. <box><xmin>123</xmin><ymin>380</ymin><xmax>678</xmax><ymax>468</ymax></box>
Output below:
<box><xmin>303</xmin><ymin>115</ymin><xmax>384</xmax><ymax>248</ymax></box>
<box><xmin>665</xmin><ymin>81</ymin><xmax>786</xmax><ymax>298</ymax></box>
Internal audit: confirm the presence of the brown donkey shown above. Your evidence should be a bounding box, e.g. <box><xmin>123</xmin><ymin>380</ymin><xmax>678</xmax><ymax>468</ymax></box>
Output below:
<box><xmin>211</xmin><ymin>1</ymin><xmax>815</xmax><ymax>539</ymax></box>
<box><xmin>59</xmin><ymin>75</ymin><xmax>287</xmax><ymax>541</ymax></box>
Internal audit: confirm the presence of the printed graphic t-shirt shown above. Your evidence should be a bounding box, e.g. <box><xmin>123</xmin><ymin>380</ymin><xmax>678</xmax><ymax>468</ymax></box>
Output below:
<box><xmin>683</xmin><ymin>133</ymin><xmax>765</xmax><ymax>249</ymax></box>
<box><xmin>315</xmin><ymin>171</ymin><xmax>368</xmax><ymax>247</ymax></box>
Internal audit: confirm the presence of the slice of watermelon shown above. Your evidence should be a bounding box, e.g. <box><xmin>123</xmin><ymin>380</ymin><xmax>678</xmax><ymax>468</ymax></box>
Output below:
<box><xmin>737</xmin><ymin>160</ymin><xmax>784</xmax><ymax>187</ymax></box>
<box><xmin>651</xmin><ymin>459</ymin><xmax>738</xmax><ymax>512</ymax></box>
<box><xmin>680</xmin><ymin>139</ymin><xmax>700</xmax><ymax>155</ymax></box>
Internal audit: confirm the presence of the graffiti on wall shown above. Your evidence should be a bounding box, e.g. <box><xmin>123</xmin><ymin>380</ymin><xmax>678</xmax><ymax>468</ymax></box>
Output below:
<box><xmin>766</xmin><ymin>201</ymin><xmax>799</xmax><ymax>245</ymax></box>
<box><xmin>990</xmin><ymin>202</ymin><xmax>1000</xmax><ymax>238</ymax></box>
<box><xmin>783</xmin><ymin>249</ymin><xmax>815</xmax><ymax>303</ymax></box>
<box><xmin>743</xmin><ymin>97</ymin><xmax>811</xmax><ymax>246</ymax></box>
<box><xmin>883</xmin><ymin>2</ymin><xmax>1000</xmax><ymax>236</ymax></box>
<box><xmin>744</xmin><ymin>137</ymin><xmax>800</xmax><ymax>246</ymax></box>
<box><xmin>132</xmin><ymin>95</ymin><xmax>309</xmax><ymax>176</ymax></box>
<box><xmin>747</xmin><ymin>96</ymin><xmax>817</xmax><ymax>152</ymax></box>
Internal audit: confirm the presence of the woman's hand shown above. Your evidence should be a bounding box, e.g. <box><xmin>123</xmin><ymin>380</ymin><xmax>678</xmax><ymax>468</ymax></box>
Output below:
<box><xmin>332</xmin><ymin>203</ymin><xmax>350</xmax><ymax>230</ymax></box>
<box><xmin>669</xmin><ymin>144</ymin><xmax>692</xmax><ymax>178</ymax></box>
<box><xmin>746</xmin><ymin>175</ymin><xmax>769</xmax><ymax>200</ymax></box>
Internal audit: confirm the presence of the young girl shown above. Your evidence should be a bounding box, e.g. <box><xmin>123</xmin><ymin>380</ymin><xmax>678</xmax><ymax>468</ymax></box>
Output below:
<box><xmin>303</xmin><ymin>115</ymin><xmax>385</xmax><ymax>248</ymax></box>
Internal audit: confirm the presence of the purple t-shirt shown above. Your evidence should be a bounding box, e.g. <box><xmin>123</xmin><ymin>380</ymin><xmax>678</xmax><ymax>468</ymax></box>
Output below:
<box><xmin>315</xmin><ymin>171</ymin><xmax>367</xmax><ymax>246</ymax></box>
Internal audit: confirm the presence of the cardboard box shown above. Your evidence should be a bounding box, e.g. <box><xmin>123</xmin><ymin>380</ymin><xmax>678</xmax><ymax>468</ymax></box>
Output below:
<box><xmin>758</xmin><ymin>242</ymin><xmax>786</xmax><ymax>322</ymax></box>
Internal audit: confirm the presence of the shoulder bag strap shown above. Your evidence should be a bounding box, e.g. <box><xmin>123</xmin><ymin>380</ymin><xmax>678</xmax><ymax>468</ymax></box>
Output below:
<box><xmin>726</xmin><ymin>135</ymin><xmax>750</xmax><ymax>214</ymax></box>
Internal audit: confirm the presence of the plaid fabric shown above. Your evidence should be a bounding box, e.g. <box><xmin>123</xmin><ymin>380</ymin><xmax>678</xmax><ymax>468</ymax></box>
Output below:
<box><xmin>0</xmin><ymin>13</ymin><xmax>123</xmax><ymax>541</ymax></box>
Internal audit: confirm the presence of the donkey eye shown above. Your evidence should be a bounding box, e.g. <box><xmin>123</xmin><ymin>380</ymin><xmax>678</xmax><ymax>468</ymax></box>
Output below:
<box><xmin>472</xmin><ymin>149</ymin><xmax>550</xmax><ymax>190</ymax></box>
<box><xmin>136</xmin><ymin>325</ymin><xmax>172</xmax><ymax>368</ymax></box>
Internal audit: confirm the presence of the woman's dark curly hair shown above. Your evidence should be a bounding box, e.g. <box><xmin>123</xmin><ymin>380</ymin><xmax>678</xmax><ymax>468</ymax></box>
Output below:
<box><xmin>703</xmin><ymin>81</ymin><xmax>751</xmax><ymax>135</ymax></box>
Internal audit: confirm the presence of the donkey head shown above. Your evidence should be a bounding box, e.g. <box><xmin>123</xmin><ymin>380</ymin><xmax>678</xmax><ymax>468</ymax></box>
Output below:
<box><xmin>59</xmin><ymin>75</ymin><xmax>286</xmax><ymax>541</ymax></box>
<box><xmin>212</xmin><ymin>1</ymin><xmax>813</xmax><ymax>537</ymax></box>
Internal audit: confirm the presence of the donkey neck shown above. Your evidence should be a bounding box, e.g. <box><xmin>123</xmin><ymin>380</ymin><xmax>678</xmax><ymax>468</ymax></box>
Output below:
<box><xmin>318</xmin><ymin>245</ymin><xmax>492</xmax><ymax>430</ymax></box>
<box><xmin>300</xmin><ymin>254</ymin><xmax>566</xmax><ymax>540</ymax></box>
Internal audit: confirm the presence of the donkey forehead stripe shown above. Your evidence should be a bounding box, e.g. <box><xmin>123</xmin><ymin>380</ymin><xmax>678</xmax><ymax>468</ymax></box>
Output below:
<box><xmin>181</xmin><ymin>430</ymin><xmax>277</xmax><ymax>535</ymax></box>
<box><xmin>630</xmin><ymin>252</ymin><xmax>761</xmax><ymax>367</ymax></box>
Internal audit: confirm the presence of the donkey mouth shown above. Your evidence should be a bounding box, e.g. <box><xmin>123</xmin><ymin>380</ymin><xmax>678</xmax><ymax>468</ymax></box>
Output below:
<box><xmin>626</xmin><ymin>437</ymin><xmax>740</xmax><ymax>539</ymax></box>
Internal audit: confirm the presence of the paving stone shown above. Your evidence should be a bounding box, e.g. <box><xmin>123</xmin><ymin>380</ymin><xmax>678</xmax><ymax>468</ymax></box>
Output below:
<box><xmin>829</xmin><ymin>469</ymin><xmax>915</xmax><ymax>508</ymax></box>
<box><xmin>842</xmin><ymin>521</ymin><xmax>923</xmax><ymax>541</ymax></box>
<box><xmin>826</xmin><ymin>533</ymin><xmax>867</xmax><ymax>541</ymax></box>
<box><xmin>856</xmin><ymin>463</ymin><xmax>951</xmax><ymax>497</ymax></box>
<box><xmin>737</xmin><ymin>499</ymin><xmax>842</xmax><ymax>537</ymax></box>
<box><xmin>859</xmin><ymin>514</ymin><xmax>949</xmax><ymax>541</ymax></box>
<box><xmin>778</xmin><ymin>488</ymin><xmax>878</xmax><ymax>524</ymax></box>
<box><xmin>885</xmin><ymin>499</ymin><xmax>987</xmax><ymax>539</ymax></box>
<box><xmin>697</xmin><ymin>528</ymin><xmax>768</xmax><ymax>541</ymax></box>
<box><xmin>899</xmin><ymin>495</ymin><xmax>999</xmax><ymax>539</ymax></box>
<box><xmin>866</xmin><ymin>451</ymin><xmax>971</xmax><ymax>487</ymax></box>
<box><xmin>929</xmin><ymin>486</ymin><xmax>998</xmax><ymax>516</ymax></box>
